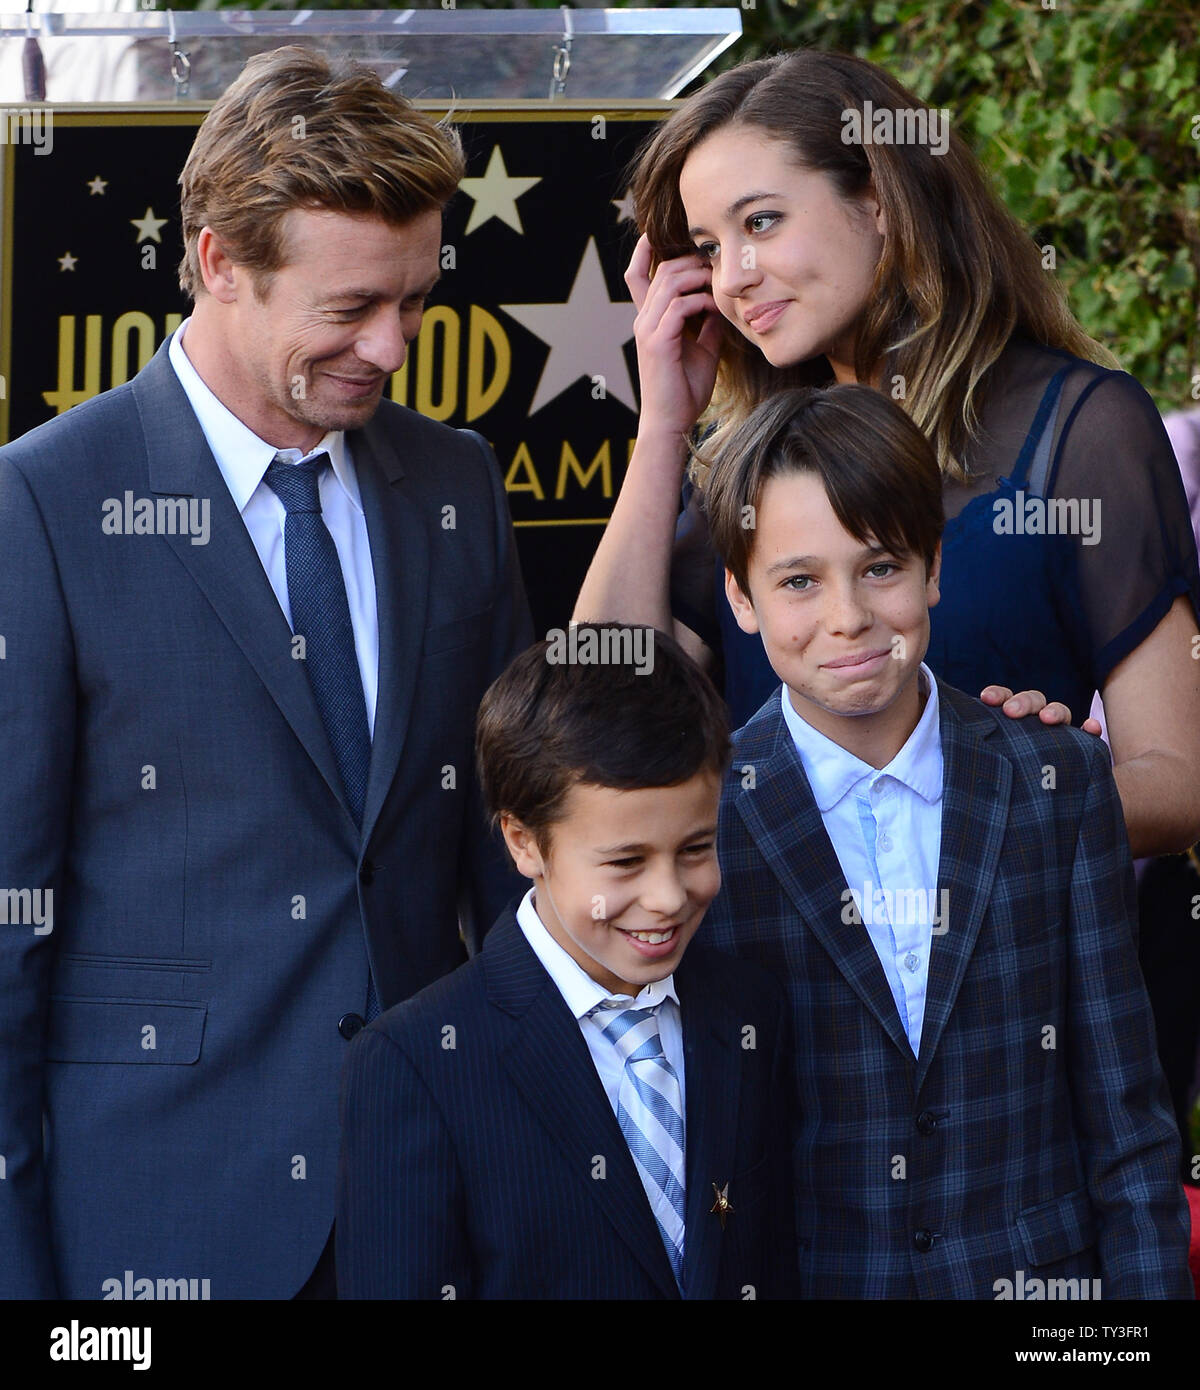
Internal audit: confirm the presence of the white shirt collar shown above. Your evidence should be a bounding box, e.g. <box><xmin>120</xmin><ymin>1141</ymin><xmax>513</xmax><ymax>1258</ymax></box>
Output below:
<box><xmin>168</xmin><ymin>317</ymin><xmax>361</xmax><ymax>515</ymax></box>
<box><xmin>780</xmin><ymin>662</ymin><xmax>943</xmax><ymax>811</ymax></box>
<box><xmin>514</xmin><ymin>887</ymin><xmax>680</xmax><ymax>1018</ymax></box>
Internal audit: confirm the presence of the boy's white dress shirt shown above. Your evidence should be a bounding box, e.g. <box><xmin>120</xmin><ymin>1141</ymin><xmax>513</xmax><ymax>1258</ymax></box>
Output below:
<box><xmin>515</xmin><ymin>886</ymin><xmax>686</xmax><ymax>1114</ymax></box>
<box><xmin>780</xmin><ymin>664</ymin><xmax>945</xmax><ymax>1055</ymax></box>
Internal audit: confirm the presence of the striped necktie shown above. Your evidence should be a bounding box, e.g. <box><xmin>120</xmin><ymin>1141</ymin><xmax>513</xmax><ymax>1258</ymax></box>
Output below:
<box><xmin>590</xmin><ymin>998</ymin><xmax>686</xmax><ymax>1291</ymax></box>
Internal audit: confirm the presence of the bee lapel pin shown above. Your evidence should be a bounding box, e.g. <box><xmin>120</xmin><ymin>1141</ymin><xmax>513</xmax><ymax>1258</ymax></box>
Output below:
<box><xmin>710</xmin><ymin>1181</ymin><xmax>733</xmax><ymax>1229</ymax></box>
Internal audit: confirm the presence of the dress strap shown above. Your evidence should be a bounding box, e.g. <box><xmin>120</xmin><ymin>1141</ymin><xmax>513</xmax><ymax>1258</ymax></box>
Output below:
<box><xmin>1010</xmin><ymin>364</ymin><xmax>1071</xmax><ymax>494</ymax></box>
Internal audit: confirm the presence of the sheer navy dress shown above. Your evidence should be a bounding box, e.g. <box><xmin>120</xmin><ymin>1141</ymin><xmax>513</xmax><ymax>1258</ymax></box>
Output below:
<box><xmin>670</xmin><ymin>339</ymin><xmax>1200</xmax><ymax>730</ymax></box>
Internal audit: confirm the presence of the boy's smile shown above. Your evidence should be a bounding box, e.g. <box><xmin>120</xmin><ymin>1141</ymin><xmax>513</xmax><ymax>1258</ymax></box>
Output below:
<box><xmin>501</xmin><ymin>771</ymin><xmax>721</xmax><ymax>997</ymax></box>
<box><xmin>725</xmin><ymin>470</ymin><xmax>941</xmax><ymax>767</ymax></box>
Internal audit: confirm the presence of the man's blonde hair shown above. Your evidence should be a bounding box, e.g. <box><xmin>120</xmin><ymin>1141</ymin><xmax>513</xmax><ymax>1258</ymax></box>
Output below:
<box><xmin>178</xmin><ymin>45</ymin><xmax>465</xmax><ymax>300</ymax></box>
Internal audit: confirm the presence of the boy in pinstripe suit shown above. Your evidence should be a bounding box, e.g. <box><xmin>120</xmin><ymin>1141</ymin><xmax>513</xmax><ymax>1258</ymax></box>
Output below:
<box><xmin>701</xmin><ymin>383</ymin><xmax>1191</xmax><ymax>1299</ymax></box>
<box><xmin>337</xmin><ymin>627</ymin><xmax>796</xmax><ymax>1298</ymax></box>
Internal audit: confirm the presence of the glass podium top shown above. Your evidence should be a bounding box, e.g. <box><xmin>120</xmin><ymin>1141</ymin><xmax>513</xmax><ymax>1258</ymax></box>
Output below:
<box><xmin>0</xmin><ymin>8</ymin><xmax>742</xmax><ymax>103</ymax></box>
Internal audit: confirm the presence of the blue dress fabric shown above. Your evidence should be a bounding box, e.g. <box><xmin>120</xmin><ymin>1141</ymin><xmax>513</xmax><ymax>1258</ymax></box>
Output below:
<box><xmin>669</xmin><ymin>340</ymin><xmax>1200</xmax><ymax>730</ymax></box>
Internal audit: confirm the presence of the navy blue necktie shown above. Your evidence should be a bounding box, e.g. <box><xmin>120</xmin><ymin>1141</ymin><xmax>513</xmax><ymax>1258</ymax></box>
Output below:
<box><xmin>263</xmin><ymin>451</ymin><xmax>379</xmax><ymax>1019</ymax></box>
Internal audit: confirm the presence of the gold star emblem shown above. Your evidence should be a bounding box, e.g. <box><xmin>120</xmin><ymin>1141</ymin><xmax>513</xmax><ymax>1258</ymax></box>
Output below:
<box><xmin>458</xmin><ymin>145</ymin><xmax>541</xmax><ymax>236</ymax></box>
<box><xmin>710</xmin><ymin>1181</ymin><xmax>733</xmax><ymax>1229</ymax></box>
<box><xmin>131</xmin><ymin>207</ymin><xmax>168</xmax><ymax>244</ymax></box>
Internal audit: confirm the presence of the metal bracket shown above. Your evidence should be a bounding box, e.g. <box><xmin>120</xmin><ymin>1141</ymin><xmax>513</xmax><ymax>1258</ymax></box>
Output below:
<box><xmin>549</xmin><ymin>4</ymin><xmax>573</xmax><ymax>100</ymax></box>
<box><xmin>167</xmin><ymin>11</ymin><xmax>191</xmax><ymax>100</ymax></box>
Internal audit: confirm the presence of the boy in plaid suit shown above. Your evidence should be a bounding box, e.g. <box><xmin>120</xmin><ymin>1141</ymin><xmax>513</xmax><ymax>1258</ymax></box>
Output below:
<box><xmin>701</xmin><ymin>383</ymin><xmax>1191</xmax><ymax>1299</ymax></box>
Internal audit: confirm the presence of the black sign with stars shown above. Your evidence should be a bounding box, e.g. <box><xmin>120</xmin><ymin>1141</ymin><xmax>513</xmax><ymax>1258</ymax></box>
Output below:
<box><xmin>1</xmin><ymin>106</ymin><xmax>668</xmax><ymax>634</ymax></box>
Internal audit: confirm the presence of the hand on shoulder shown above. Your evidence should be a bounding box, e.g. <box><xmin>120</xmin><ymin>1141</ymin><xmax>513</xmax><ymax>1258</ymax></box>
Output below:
<box><xmin>978</xmin><ymin>685</ymin><xmax>1103</xmax><ymax>736</ymax></box>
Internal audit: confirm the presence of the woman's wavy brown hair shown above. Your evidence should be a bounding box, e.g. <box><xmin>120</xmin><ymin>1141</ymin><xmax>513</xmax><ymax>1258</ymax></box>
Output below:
<box><xmin>630</xmin><ymin>48</ymin><xmax>1115</xmax><ymax>482</ymax></box>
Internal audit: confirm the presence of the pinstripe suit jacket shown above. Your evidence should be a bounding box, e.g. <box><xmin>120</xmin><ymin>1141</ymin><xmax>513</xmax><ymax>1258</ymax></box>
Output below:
<box><xmin>336</xmin><ymin>908</ymin><xmax>797</xmax><ymax>1299</ymax></box>
<box><xmin>0</xmin><ymin>340</ymin><xmax>531</xmax><ymax>1298</ymax></box>
<box><xmin>703</xmin><ymin>678</ymin><xmax>1192</xmax><ymax>1300</ymax></box>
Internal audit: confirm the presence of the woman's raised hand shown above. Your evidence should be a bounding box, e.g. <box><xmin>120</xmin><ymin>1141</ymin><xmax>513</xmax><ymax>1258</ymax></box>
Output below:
<box><xmin>626</xmin><ymin>233</ymin><xmax>725</xmax><ymax>438</ymax></box>
<box><xmin>979</xmin><ymin>686</ymin><xmax>1104</xmax><ymax>734</ymax></box>
<box><xmin>573</xmin><ymin>235</ymin><xmax>724</xmax><ymax>630</ymax></box>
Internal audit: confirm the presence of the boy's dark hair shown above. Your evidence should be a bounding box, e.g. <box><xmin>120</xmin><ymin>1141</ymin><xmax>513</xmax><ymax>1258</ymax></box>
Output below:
<box><xmin>476</xmin><ymin>624</ymin><xmax>730</xmax><ymax>853</ymax></box>
<box><xmin>703</xmin><ymin>384</ymin><xmax>945</xmax><ymax>597</ymax></box>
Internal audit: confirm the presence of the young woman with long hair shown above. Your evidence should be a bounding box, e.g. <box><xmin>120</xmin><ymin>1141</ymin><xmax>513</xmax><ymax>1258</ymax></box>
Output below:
<box><xmin>575</xmin><ymin>49</ymin><xmax>1200</xmax><ymax>857</ymax></box>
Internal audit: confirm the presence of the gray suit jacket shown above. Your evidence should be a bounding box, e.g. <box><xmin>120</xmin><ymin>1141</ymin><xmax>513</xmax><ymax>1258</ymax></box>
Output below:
<box><xmin>0</xmin><ymin>339</ymin><xmax>532</xmax><ymax>1298</ymax></box>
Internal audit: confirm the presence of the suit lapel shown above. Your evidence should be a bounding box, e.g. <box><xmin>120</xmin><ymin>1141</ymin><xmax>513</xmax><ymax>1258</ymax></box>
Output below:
<box><xmin>134</xmin><ymin>344</ymin><xmax>352</xmax><ymax>821</ymax></box>
<box><xmin>486</xmin><ymin>916</ymin><xmax>680</xmax><ymax>1299</ymax></box>
<box><xmin>350</xmin><ymin>420</ymin><xmax>429</xmax><ymax>845</ymax></box>
<box><xmin>677</xmin><ymin>951</ymin><xmax>739</xmax><ymax>1301</ymax></box>
<box><xmin>733</xmin><ymin>701</ymin><xmax>913</xmax><ymax>1062</ymax></box>
<box><xmin>914</xmin><ymin>684</ymin><xmax>1011</xmax><ymax>1091</ymax></box>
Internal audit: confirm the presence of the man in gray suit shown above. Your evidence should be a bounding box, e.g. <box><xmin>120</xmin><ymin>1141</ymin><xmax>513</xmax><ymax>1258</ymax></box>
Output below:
<box><xmin>0</xmin><ymin>46</ymin><xmax>531</xmax><ymax>1298</ymax></box>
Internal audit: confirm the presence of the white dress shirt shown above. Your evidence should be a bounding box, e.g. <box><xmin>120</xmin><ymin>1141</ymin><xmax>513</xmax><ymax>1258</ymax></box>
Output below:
<box><xmin>515</xmin><ymin>887</ymin><xmax>687</xmax><ymax>1120</ymax></box>
<box><xmin>168</xmin><ymin>318</ymin><xmax>379</xmax><ymax>735</ymax></box>
<box><xmin>780</xmin><ymin>665</ymin><xmax>944</xmax><ymax>1056</ymax></box>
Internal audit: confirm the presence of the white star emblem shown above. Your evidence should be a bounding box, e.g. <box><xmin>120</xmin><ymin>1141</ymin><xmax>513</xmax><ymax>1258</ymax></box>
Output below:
<box><xmin>500</xmin><ymin>238</ymin><xmax>637</xmax><ymax>416</ymax></box>
<box><xmin>611</xmin><ymin>189</ymin><xmax>637</xmax><ymax>223</ymax></box>
<box><xmin>458</xmin><ymin>145</ymin><xmax>541</xmax><ymax>236</ymax></box>
<box><xmin>131</xmin><ymin>207</ymin><xmax>168</xmax><ymax>244</ymax></box>
<box><xmin>87</xmin><ymin>175</ymin><xmax>107</xmax><ymax>196</ymax></box>
<box><xmin>58</xmin><ymin>251</ymin><xmax>78</xmax><ymax>272</ymax></box>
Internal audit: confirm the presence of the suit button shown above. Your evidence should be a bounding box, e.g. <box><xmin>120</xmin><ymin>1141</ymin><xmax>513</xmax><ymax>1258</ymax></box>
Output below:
<box><xmin>359</xmin><ymin>860</ymin><xmax>375</xmax><ymax>886</ymax></box>
<box><xmin>338</xmin><ymin>1013</ymin><xmax>365</xmax><ymax>1040</ymax></box>
<box><xmin>913</xmin><ymin>1229</ymin><xmax>935</xmax><ymax>1253</ymax></box>
<box><xmin>917</xmin><ymin>1110</ymin><xmax>938</xmax><ymax>1135</ymax></box>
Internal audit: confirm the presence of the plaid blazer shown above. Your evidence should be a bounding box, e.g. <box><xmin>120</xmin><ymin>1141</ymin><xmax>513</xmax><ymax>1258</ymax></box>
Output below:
<box><xmin>703</xmin><ymin>678</ymin><xmax>1192</xmax><ymax>1300</ymax></box>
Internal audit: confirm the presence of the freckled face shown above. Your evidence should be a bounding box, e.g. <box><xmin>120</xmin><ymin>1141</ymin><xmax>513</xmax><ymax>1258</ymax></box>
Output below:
<box><xmin>678</xmin><ymin>127</ymin><xmax>885</xmax><ymax>383</ymax></box>
<box><xmin>726</xmin><ymin>470</ymin><xmax>940</xmax><ymax>756</ymax></box>
<box><xmin>502</xmin><ymin>772</ymin><xmax>722</xmax><ymax>997</ymax></box>
<box><xmin>221</xmin><ymin>207</ymin><xmax>442</xmax><ymax>451</ymax></box>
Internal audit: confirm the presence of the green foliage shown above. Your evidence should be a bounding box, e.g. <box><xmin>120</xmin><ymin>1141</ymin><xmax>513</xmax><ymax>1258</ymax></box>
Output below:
<box><xmin>1190</xmin><ymin>1093</ymin><xmax>1200</xmax><ymax>1176</ymax></box>
<box><xmin>712</xmin><ymin>0</ymin><xmax>1200</xmax><ymax>411</ymax></box>
<box><xmin>165</xmin><ymin>0</ymin><xmax>1196</xmax><ymax>408</ymax></box>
